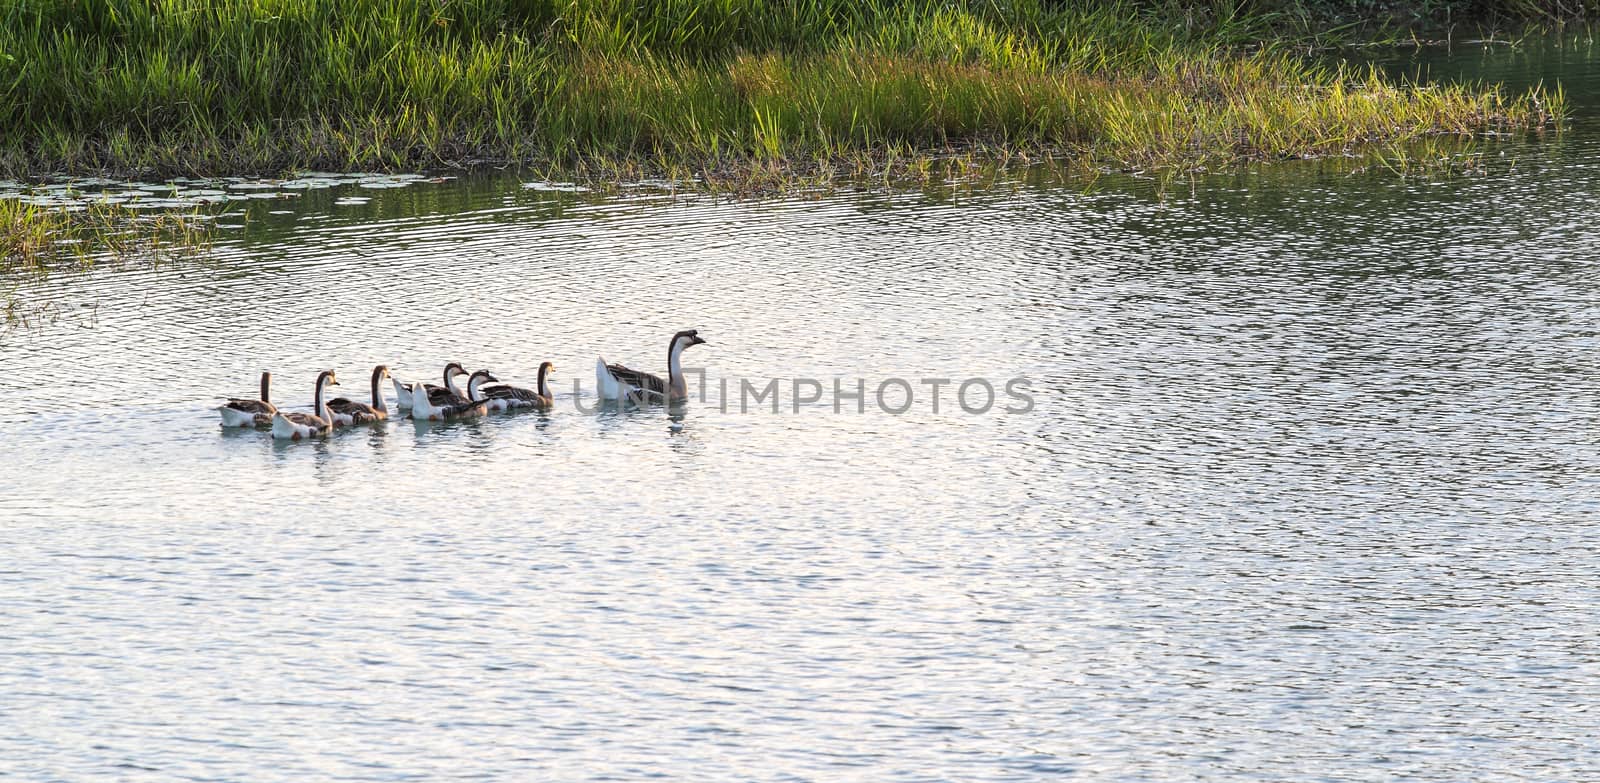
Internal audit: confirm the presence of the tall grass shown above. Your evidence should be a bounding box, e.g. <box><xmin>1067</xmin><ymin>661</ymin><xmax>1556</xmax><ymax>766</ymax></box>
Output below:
<box><xmin>0</xmin><ymin>0</ymin><xmax>1565</xmax><ymax>179</ymax></box>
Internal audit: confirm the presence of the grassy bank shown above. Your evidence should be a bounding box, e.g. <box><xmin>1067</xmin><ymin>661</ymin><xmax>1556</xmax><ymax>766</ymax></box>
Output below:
<box><xmin>0</xmin><ymin>0</ymin><xmax>1565</xmax><ymax>181</ymax></box>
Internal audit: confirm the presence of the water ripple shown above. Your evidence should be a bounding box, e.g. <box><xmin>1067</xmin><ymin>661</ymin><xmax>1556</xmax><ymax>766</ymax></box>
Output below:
<box><xmin>4</xmin><ymin>49</ymin><xmax>1600</xmax><ymax>783</ymax></box>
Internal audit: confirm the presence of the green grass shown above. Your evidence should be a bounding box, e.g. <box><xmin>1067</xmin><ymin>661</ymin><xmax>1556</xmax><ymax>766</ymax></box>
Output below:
<box><xmin>1</xmin><ymin>199</ymin><xmax>211</xmax><ymax>276</ymax></box>
<box><xmin>2</xmin><ymin>196</ymin><xmax>211</xmax><ymax>330</ymax></box>
<box><xmin>0</xmin><ymin>0</ymin><xmax>1567</xmax><ymax>181</ymax></box>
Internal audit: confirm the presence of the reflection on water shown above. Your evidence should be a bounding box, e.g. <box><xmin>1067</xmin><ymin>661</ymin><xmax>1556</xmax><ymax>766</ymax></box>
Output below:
<box><xmin>3</xmin><ymin>42</ymin><xmax>1600</xmax><ymax>782</ymax></box>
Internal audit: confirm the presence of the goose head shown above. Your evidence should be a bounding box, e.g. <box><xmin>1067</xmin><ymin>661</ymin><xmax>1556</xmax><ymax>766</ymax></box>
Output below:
<box><xmin>673</xmin><ymin>329</ymin><xmax>707</xmax><ymax>350</ymax></box>
<box><xmin>313</xmin><ymin>370</ymin><xmax>340</xmax><ymax>414</ymax></box>
<box><xmin>668</xmin><ymin>329</ymin><xmax>707</xmax><ymax>366</ymax></box>
<box><xmin>467</xmin><ymin>369</ymin><xmax>499</xmax><ymax>400</ymax></box>
<box><xmin>537</xmin><ymin>361</ymin><xmax>555</xmax><ymax>394</ymax></box>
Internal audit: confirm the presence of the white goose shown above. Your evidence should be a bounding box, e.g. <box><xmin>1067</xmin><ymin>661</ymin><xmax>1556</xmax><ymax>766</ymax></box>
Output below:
<box><xmin>327</xmin><ymin>365</ymin><xmax>391</xmax><ymax>426</ymax></box>
<box><xmin>481</xmin><ymin>362</ymin><xmax>555</xmax><ymax>411</ymax></box>
<box><xmin>392</xmin><ymin>362</ymin><xmax>468</xmax><ymax>410</ymax></box>
<box><xmin>271</xmin><ymin>370</ymin><xmax>340</xmax><ymax>440</ymax></box>
<box><xmin>596</xmin><ymin>329</ymin><xmax>707</xmax><ymax>403</ymax></box>
<box><xmin>217</xmin><ymin>371</ymin><xmax>277</xmax><ymax>427</ymax></box>
<box><xmin>411</xmin><ymin>370</ymin><xmax>495</xmax><ymax>421</ymax></box>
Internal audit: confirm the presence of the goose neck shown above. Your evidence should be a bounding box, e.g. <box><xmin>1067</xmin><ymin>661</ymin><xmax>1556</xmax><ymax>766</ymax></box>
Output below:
<box><xmin>667</xmin><ymin>340</ymin><xmax>688</xmax><ymax>396</ymax></box>
<box><xmin>314</xmin><ymin>375</ymin><xmax>330</xmax><ymax>420</ymax></box>
<box><xmin>468</xmin><ymin>372</ymin><xmax>491</xmax><ymax>401</ymax></box>
<box><xmin>370</xmin><ymin>367</ymin><xmax>386</xmax><ymax>410</ymax></box>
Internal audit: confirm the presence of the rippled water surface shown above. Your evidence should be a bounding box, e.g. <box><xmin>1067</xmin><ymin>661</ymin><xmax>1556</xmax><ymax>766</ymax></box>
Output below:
<box><xmin>4</xmin><ymin>44</ymin><xmax>1599</xmax><ymax>781</ymax></box>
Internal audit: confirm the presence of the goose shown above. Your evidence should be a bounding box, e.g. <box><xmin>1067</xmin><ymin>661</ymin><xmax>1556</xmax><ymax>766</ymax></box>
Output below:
<box><xmin>412</xmin><ymin>369</ymin><xmax>494</xmax><ymax>421</ymax></box>
<box><xmin>392</xmin><ymin>362</ymin><xmax>468</xmax><ymax>410</ymax></box>
<box><xmin>468</xmin><ymin>369</ymin><xmax>500</xmax><ymax>401</ymax></box>
<box><xmin>270</xmin><ymin>370</ymin><xmax>340</xmax><ymax>440</ymax></box>
<box><xmin>481</xmin><ymin>362</ymin><xmax>555</xmax><ymax>410</ymax></box>
<box><xmin>217</xmin><ymin>370</ymin><xmax>277</xmax><ymax>427</ymax></box>
<box><xmin>327</xmin><ymin>365</ymin><xmax>391</xmax><ymax>426</ymax></box>
<box><xmin>596</xmin><ymin>329</ymin><xmax>707</xmax><ymax>403</ymax></box>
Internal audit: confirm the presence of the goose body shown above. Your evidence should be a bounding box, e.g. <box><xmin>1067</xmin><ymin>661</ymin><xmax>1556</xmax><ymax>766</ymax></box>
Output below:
<box><xmin>271</xmin><ymin>370</ymin><xmax>340</xmax><ymax>440</ymax></box>
<box><xmin>392</xmin><ymin>362</ymin><xmax>468</xmax><ymax>410</ymax></box>
<box><xmin>411</xmin><ymin>370</ymin><xmax>494</xmax><ymax>421</ymax></box>
<box><xmin>482</xmin><ymin>362</ymin><xmax>555</xmax><ymax>411</ymax></box>
<box><xmin>596</xmin><ymin>329</ymin><xmax>707</xmax><ymax>403</ymax></box>
<box><xmin>218</xmin><ymin>371</ymin><xmax>277</xmax><ymax>427</ymax></box>
<box><xmin>328</xmin><ymin>365</ymin><xmax>391</xmax><ymax>426</ymax></box>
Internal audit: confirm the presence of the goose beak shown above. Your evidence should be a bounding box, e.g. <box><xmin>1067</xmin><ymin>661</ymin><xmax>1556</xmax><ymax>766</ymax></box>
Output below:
<box><xmin>693</xmin><ymin>336</ymin><xmax>708</xmax><ymax>346</ymax></box>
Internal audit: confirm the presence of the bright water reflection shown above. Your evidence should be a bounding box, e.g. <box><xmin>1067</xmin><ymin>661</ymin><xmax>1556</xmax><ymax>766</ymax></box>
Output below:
<box><xmin>2</xmin><ymin>43</ymin><xmax>1599</xmax><ymax>781</ymax></box>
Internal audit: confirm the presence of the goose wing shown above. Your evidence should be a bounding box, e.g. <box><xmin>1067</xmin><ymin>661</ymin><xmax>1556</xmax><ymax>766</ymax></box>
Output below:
<box><xmin>605</xmin><ymin>363</ymin><xmax>667</xmax><ymax>397</ymax></box>
<box><xmin>441</xmin><ymin>399</ymin><xmax>488</xmax><ymax>418</ymax></box>
<box><xmin>424</xmin><ymin>384</ymin><xmax>469</xmax><ymax>405</ymax></box>
<box><xmin>483</xmin><ymin>383</ymin><xmax>538</xmax><ymax>402</ymax></box>
<box><xmin>327</xmin><ymin>398</ymin><xmax>383</xmax><ymax>424</ymax></box>
<box><xmin>224</xmin><ymin>398</ymin><xmax>275</xmax><ymax>414</ymax></box>
<box><xmin>280</xmin><ymin>411</ymin><xmax>330</xmax><ymax>429</ymax></box>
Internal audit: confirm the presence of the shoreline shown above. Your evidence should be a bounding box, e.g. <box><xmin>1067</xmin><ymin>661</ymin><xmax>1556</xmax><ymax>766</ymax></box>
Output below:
<box><xmin>0</xmin><ymin>105</ymin><xmax>1562</xmax><ymax>193</ymax></box>
<box><xmin>0</xmin><ymin>124</ymin><xmax>1555</xmax><ymax>200</ymax></box>
<box><xmin>0</xmin><ymin>4</ymin><xmax>1566</xmax><ymax>186</ymax></box>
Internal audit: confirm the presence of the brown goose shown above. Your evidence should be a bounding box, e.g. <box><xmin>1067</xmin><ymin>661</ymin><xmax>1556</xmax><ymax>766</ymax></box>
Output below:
<box><xmin>271</xmin><ymin>370</ymin><xmax>339</xmax><ymax>440</ymax></box>
<box><xmin>217</xmin><ymin>371</ymin><xmax>277</xmax><ymax>427</ymax></box>
<box><xmin>328</xmin><ymin>365</ymin><xmax>391</xmax><ymax>426</ymax></box>
<box><xmin>393</xmin><ymin>362</ymin><xmax>469</xmax><ymax>410</ymax></box>
<box><xmin>595</xmin><ymin>330</ymin><xmax>707</xmax><ymax>403</ymax></box>
<box><xmin>411</xmin><ymin>370</ymin><xmax>494</xmax><ymax>421</ymax></box>
<box><xmin>482</xmin><ymin>362</ymin><xmax>555</xmax><ymax>411</ymax></box>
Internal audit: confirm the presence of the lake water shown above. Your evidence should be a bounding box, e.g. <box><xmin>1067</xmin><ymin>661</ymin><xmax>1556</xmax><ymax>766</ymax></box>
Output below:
<box><xmin>3</xmin><ymin>42</ymin><xmax>1599</xmax><ymax>781</ymax></box>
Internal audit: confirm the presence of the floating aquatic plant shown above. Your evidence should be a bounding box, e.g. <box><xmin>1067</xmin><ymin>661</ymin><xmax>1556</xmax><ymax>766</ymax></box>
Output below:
<box><xmin>1</xmin><ymin>199</ymin><xmax>213</xmax><ymax>276</ymax></box>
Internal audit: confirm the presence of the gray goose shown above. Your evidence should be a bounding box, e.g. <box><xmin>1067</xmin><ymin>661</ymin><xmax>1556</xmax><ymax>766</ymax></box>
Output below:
<box><xmin>271</xmin><ymin>370</ymin><xmax>339</xmax><ymax>440</ymax></box>
<box><xmin>218</xmin><ymin>371</ymin><xmax>277</xmax><ymax>427</ymax></box>
<box><xmin>412</xmin><ymin>370</ymin><xmax>495</xmax><ymax>421</ymax></box>
<box><xmin>393</xmin><ymin>362</ymin><xmax>469</xmax><ymax>410</ymax></box>
<box><xmin>595</xmin><ymin>330</ymin><xmax>707</xmax><ymax>403</ymax></box>
<box><xmin>482</xmin><ymin>362</ymin><xmax>555</xmax><ymax>410</ymax></box>
<box><xmin>328</xmin><ymin>365</ymin><xmax>391</xmax><ymax>426</ymax></box>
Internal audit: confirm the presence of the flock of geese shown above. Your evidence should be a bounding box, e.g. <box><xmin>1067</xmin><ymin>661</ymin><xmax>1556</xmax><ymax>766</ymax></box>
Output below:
<box><xmin>219</xmin><ymin>329</ymin><xmax>709</xmax><ymax>440</ymax></box>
